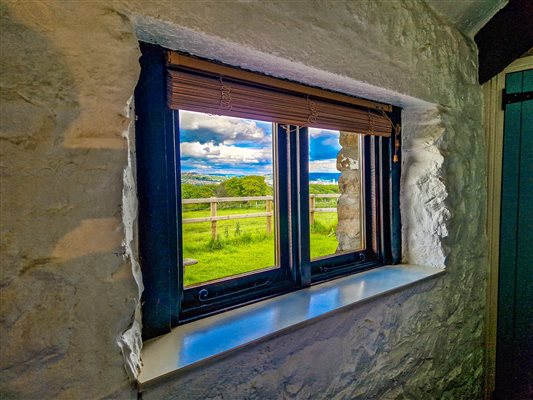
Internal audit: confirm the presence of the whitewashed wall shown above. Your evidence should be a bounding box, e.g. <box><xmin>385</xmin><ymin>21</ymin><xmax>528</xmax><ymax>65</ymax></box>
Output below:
<box><xmin>0</xmin><ymin>1</ymin><xmax>486</xmax><ymax>399</ymax></box>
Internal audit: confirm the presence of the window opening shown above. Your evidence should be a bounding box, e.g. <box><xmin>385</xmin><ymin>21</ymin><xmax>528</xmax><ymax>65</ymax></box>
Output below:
<box><xmin>308</xmin><ymin>128</ymin><xmax>365</xmax><ymax>260</ymax></box>
<box><xmin>135</xmin><ymin>43</ymin><xmax>401</xmax><ymax>339</ymax></box>
<box><xmin>179</xmin><ymin>110</ymin><xmax>279</xmax><ymax>287</ymax></box>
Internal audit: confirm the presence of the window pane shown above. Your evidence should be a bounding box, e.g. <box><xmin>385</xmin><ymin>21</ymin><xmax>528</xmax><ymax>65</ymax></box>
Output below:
<box><xmin>308</xmin><ymin>128</ymin><xmax>364</xmax><ymax>260</ymax></box>
<box><xmin>179</xmin><ymin>110</ymin><xmax>278</xmax><ymax>287</ymax></box>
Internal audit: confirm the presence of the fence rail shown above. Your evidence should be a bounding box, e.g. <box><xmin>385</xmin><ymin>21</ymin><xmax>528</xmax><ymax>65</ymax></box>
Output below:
<box><xmin>182</xmin><ymin>196</ymin><xmax>272</xmax><ymax>204</ymax></box>
<box><xmin>182</xmin><ymin>212</ymin><xmax>274</xmax><ymax>224</ymax></box>
<box><xmin>182</xmin><ymin>194</ymin><xmax>340</xmax><ymax>240</ymax></box>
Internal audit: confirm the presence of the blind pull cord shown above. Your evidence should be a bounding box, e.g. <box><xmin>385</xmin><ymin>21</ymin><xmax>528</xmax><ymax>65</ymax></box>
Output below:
<box><xmin>375</xmin><ymin>108</ymin><xmax>401</xmax><ymax>163</ymax></box>
<box><xmin>306</xmin><ymin>96</ymin><xmax>319</xmax><ymax>124</ymax></box>
<box><xmin>367</xmin><ymin>109</ymin><xmax>376</xmax><ymax>136</ymax></box>
<box><xmin>219</xmin><ymin>76</ymin><xmax>232</xmax><ymax>111</ymax></box>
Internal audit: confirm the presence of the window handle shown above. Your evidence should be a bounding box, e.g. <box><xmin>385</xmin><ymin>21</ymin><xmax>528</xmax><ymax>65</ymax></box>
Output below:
<box><xmin>198</xmin><ymin>280</ymin><xmax>272</xmax><ymax>302</ymax></box>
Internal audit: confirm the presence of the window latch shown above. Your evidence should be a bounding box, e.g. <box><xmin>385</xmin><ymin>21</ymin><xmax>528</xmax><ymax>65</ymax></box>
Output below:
<box><xmin>198</xmin><ymin>280</ymin><xmax>272</xmax><ymax>302</ymax></box>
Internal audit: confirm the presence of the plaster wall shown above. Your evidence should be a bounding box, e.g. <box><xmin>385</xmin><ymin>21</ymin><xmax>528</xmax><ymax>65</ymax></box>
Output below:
<box><xmin>0</xmin><ymin>1</ymin><xmax>486</xmax><ymax>399</ymax></box>
<box><xmin>424</xmin><ymin>0</ymin><xmax>506</xmax><ymax>36</ymax></box>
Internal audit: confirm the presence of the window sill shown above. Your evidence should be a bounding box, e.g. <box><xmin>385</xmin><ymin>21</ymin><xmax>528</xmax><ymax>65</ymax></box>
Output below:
<box><xmin>137</xmin><ymin>264</ymin><xmax>444</xmax><ymax>390</ymax></box>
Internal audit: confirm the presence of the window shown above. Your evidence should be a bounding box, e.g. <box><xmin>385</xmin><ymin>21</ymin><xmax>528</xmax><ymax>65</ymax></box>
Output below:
<box><xmin>135</xmin><ymin>43</ymin><xmax>401</xmax><ymax>339</ymax></box>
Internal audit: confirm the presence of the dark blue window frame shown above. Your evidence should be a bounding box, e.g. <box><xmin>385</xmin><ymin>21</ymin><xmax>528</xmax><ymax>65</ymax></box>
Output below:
<box><xmin>135</xmin><ymin>43</ymin><xmax>401</xmax><ymax>340</ymax></box>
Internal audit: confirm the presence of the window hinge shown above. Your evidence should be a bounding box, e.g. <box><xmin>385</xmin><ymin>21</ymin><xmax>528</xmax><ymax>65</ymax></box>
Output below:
<box><xmin>502</xmin><ymin>88</ymin><xmax>533</xmax><ymax>110</ymax></box>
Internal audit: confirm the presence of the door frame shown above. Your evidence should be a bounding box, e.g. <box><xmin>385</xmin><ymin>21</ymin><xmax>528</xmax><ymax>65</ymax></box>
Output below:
<box><xmin>483</xmin><ymin>55</ymin><xmax>533</xmax><ymax>400</ymax></box>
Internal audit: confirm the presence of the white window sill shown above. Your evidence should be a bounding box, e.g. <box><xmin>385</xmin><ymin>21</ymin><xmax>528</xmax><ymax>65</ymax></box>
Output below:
<box><xmin>137</xmin><ymin>264</ymin><xmax>444</xmax><ymax>390</ymax></box>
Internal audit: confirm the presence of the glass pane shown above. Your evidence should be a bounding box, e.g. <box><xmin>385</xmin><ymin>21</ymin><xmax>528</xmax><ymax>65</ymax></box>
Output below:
<box><xmin>308</xmin><ymin>128</ymin><xmax>364</xmax><ymax>260</ymax></box>
<box><xmin>179</xmin><ymin>110</ymin><xmax>278</xmax><ymax>287</ymax></box>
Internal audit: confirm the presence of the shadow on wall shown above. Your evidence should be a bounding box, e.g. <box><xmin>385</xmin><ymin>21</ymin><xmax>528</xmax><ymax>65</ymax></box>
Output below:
<box><xmin>0</xmin><ymin>4</ymin><xmax>136</xmax><ymax>399</ymax></box>
<box><xmin>0</xmin><ymin>2</ymin><xmax>129</xmax><ymax>277</ymax></box>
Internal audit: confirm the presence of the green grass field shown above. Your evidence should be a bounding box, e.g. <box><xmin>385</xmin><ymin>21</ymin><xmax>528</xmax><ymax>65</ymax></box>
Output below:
<box><xmin>182</xmin><ymin>206</ymin><xmax>339</xmax><ymax>286</ymax></box>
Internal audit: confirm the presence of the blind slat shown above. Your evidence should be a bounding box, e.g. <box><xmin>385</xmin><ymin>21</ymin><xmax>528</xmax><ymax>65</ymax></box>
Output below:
<box><xmin>167</xmin><ymin>69</ymin><xmax>392</xmax><ymax>137</ymax></box>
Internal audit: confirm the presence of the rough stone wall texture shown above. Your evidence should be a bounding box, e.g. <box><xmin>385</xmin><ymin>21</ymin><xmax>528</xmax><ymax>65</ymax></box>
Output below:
<box><xmin>0</xmin><ymin>1</ymin><xmax>140</xmax><ymax>398</ymax></box>
<box><xmin>336</xmin><ymin>131</ymin><xmax>362</xmax><ymax>252</ymax></box>
<box><xmin>0</xmin><ymin>1</ymin><xmax>486</xmax><ymax>400</ymax></box>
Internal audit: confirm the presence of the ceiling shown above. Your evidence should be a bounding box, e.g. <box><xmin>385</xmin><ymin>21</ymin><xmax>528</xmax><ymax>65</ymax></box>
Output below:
<box><xmin>425</xmin><ymin>0</ymin><xmax>508</xmax><ymax>36</ymax></box>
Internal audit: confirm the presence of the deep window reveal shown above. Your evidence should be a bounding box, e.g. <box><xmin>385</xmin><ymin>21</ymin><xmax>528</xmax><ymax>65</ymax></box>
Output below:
<box><xmin>135</xmin><ymin>43</ymin><xmax>402</xmax><ymax>339</ymax></box>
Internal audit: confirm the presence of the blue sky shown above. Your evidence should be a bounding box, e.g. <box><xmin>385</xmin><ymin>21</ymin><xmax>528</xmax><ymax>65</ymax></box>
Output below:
<box><xmin>309</xmin><ymin>128</ymin><xmax>340</xmax><ymax>173</ymax></box>
<box><xmin>179</xmin><ymin>110</ymin><xmax>340</xmax><ymax>176</ymax></box>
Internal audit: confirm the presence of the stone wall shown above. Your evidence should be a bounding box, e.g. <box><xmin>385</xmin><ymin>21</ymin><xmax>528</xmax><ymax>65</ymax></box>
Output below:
<box><xmin>0</xmin><ymin>1</ymin><xmax>486</xmax><ymax>399</ymax></box>
<box><xmin>336</xmin><ymin>131</ymin><xmax>362</xmax><ymax>252</ymax></box>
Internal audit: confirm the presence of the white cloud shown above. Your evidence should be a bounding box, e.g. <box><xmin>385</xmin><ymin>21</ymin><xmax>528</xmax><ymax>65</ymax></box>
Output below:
<box><xmin>309</xmin><ymin>159</ymin><xmax>338</xmax><ymax>173</ymax></box>
<box><xmin>181</xmin><ymin>141</ymin><xmax>272</xmax><ymax>165</ymax></box>
<box><xmin>180</xmin><ymin>110</ymin><xmax>269</xmax><ymax>144</ymax></box>
<box><xmin>309</xmin><ymin>128</ymin><xmax>339</xmax><ymax>137</ymax></box>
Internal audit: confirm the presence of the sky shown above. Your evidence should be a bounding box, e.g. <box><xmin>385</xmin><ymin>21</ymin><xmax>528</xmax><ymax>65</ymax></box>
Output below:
<box><xmin>179</xmin><ymin>110</ymin><xmax>341</xmax><ymax>176</ymax></box>
<box><xmin>308</xmin><ymin>127</ymin><xmax>340</xmax><ymax>173</ymax></box>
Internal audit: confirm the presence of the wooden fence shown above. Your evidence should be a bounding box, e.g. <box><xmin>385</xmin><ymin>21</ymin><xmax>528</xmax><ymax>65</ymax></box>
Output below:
<box><xmin>182</xmin><ymin>194</ymin><xmax>340</xmax><ymax>240</ymax></box>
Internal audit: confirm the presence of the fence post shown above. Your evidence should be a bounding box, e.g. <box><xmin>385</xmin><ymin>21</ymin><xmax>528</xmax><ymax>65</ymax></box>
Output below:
<box><xmin>266</xmin><ymin>199</ymin><xmax>273</xmax><ymax>235</ymax></box>
<box><xmin>210</xmin><ymin>198</ymin><xmax>217</xmax><ymax>241</ymax></box>
<box><xmin>310</xmin><ymin>195</ymin><xmax>315</xmax><ymax>225</ymax></box>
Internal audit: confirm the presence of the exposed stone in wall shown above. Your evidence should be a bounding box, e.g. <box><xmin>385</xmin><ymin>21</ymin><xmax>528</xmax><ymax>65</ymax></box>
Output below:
<box><xmin>336</xmin><ymin>132</ymin><xmax>362</xmax><ymax>252</ymax></box>
<box><xmin>400</xmin><ymin>106</ymin><xmax>449</xmax><ymax>268</ymax></box>
<box><xmin>0</xmin><ymin>0</ymin><xmax>486</xmax><ymax>399</ymax></box>
<box><xmin>142</xmin><ymin>279</ymin><xmax>446</xmax><ymax>400</ymax></box>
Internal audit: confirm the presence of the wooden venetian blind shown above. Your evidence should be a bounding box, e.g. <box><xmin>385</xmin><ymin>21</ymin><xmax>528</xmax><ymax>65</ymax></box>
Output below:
<box><xmin>166</xmin><ymin>53</ymin><xmax>393</xmax><ymax>137</ymax></box>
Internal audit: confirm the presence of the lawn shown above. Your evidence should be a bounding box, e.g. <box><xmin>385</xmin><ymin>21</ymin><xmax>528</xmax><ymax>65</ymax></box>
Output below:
<box><xmin>182</xmin><ymin>205</ymin><xmax>339</xmax><ymax>286</ymax></box>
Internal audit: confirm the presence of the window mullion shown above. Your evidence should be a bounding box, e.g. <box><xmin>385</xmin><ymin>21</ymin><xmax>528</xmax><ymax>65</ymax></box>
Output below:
<box><xmin>297</xmin><ymin>126</ymin><xmax>311</xmax><ymax>287</ymax></box>
<box><xmin>172</xmin><ymin>109</ymin><xmax>183</xmax><ymax>325</ymax></box>
<box><xmin>378</xmin><ymin>135</ymin><xmax>392</xmax><ymax>264</ymax></box>
<box><xmin>287</xmin><ymin>125</ymin><xmax>303</xmax><ymax>285</ymax></box>
<box><xmin>276</xmin><ymin>124</ymin><xmax>292</xmax><ymax>276</ymax></box>
<box><xmin>363</xmin><ymin>135</ymin><xmax>378</xmax><ymax>257</ymax></box>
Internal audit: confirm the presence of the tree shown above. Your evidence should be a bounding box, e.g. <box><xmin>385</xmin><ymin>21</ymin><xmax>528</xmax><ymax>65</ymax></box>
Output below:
<box><xmin>240</xmin><ymin>176</ymin><xmax>269</xmax><ymax>196</ymax></box>
<box><xmin>181</xmin><ymin>183</ymin><xmax>217</xmax><ymax>199</ymax></box>
<box><xmin>216</xmin><ymin>176</ymin><xmax>269</xmax><ymax>197</ymax></box>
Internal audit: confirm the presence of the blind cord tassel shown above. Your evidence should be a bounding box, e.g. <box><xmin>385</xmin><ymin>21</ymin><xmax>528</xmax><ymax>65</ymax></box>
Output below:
<box><xmin>393</xmin><ymin>123</ymin><xmax>401</xmax><ymax>163</ymax></box>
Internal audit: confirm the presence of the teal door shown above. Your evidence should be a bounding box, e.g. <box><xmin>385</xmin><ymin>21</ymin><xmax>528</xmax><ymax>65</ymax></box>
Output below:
<box><xmin>496</xmin><ymin>68</ymin><xmax>533</xmax><ymax>400</ymax></box>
